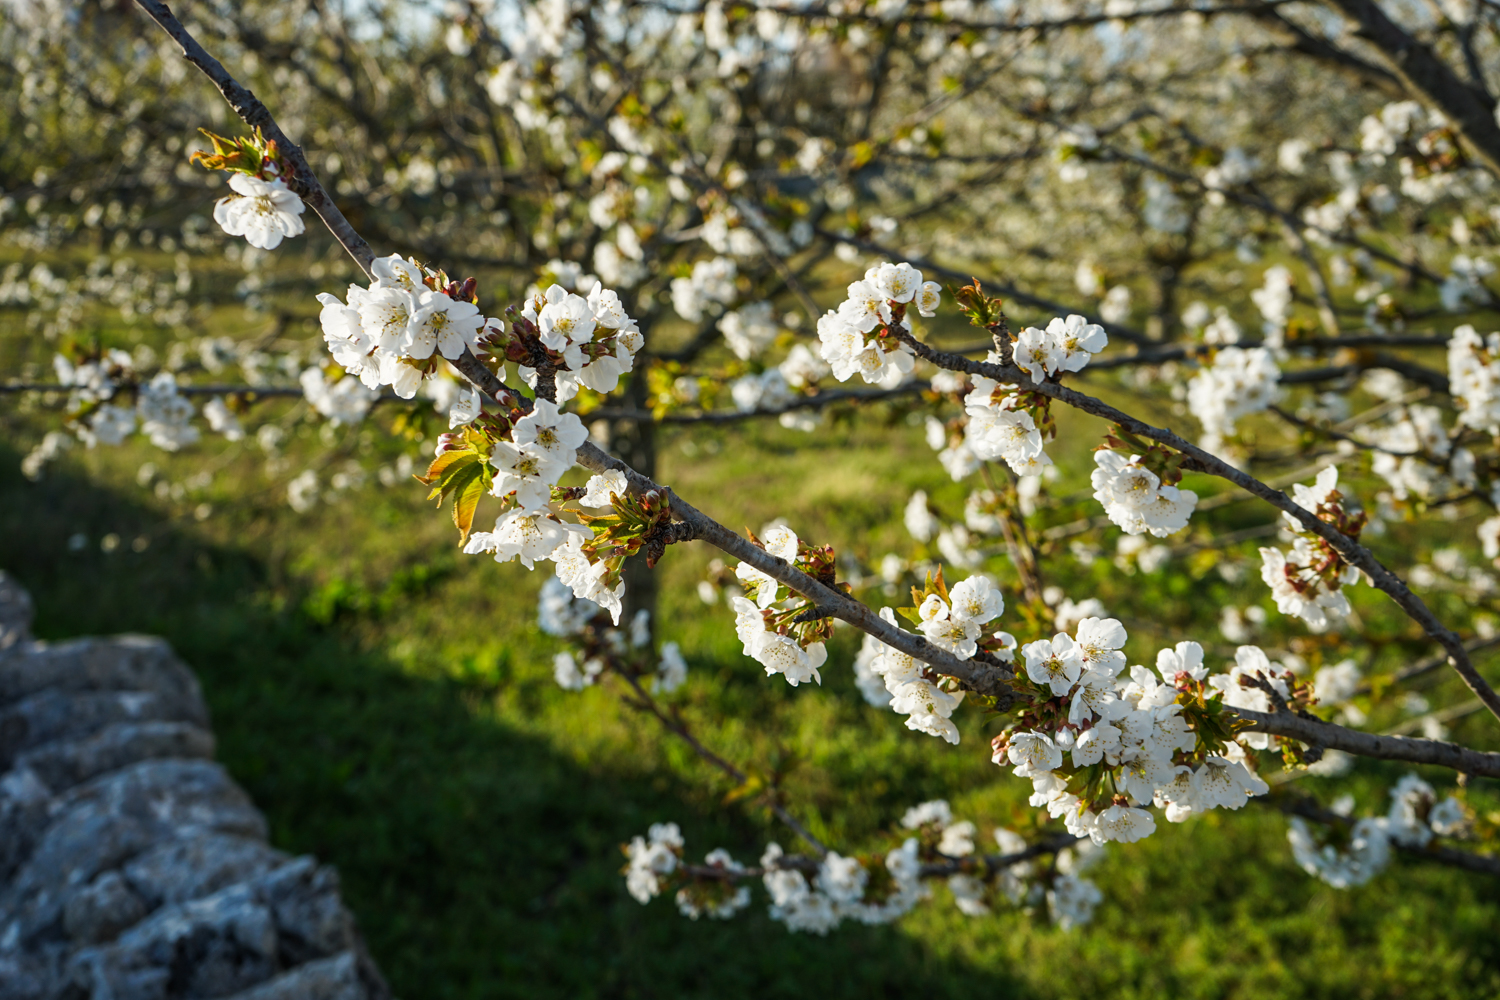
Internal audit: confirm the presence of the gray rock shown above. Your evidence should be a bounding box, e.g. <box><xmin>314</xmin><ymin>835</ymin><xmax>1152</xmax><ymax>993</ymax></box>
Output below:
<box><xmin>0</xmin><ymin>759</ymin><xmax>270</xmax><ymax>946</ymax></box>
<box><xmin>68</xmin><ymin>880</ymin><xmax>280</xmax><ymax>999</ymax></box>
<box><xmin>220</xmin><ymin>951</ymin><xmax>364</xmax><ymax>1000</ymax></box>
<box><xmin>63</xmin><ymin>872</ymin><xmax>147</xmax><ymax>946</ymax></box>
<box><xmin>0</xmin><ymin>636</ymin><xmax>205</xmax><ymax>714</ymax></box>
<box><xmin>124</xmin><ymin>836</ymin><xmax>287</xmax><ymax>912</ymax></box>
<box><xmin>255</xmin><ymin>858</ymin><xmax>355</xmax><ymax>965</ymax></box>
<box><xmin>0</xmin><ymin>689</ymin><xmax>210</xmax><ymax>771</ymax></box>
<box><xmin>0</xmin><ymin>572</ymin><xmax>32</xmax><ymax>652</ymax></box>
<box><xmin>0</xmin><ymin>577</ymin><xmax>390</xmax><ymax>1000</ymax></box>
<box><xmin>18</xmin><ymin>722</ymin><xmax>216</xmax><ymax>794</ymax></box>
<box><xmin>0</xmin><ymin>767</ymin><xmax>54</xmax><ymax>884</ymax></box>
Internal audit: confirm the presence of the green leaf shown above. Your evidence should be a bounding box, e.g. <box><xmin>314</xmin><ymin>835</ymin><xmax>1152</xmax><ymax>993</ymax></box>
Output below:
<box><xmin>448</xmin><ymin>461</ymin><xmax>488</xmax><ymax>545</ymax></box>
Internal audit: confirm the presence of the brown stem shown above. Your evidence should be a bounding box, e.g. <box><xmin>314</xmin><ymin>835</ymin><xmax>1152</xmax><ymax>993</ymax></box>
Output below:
<box><xmin>894</xmin><ymin>330</ymin><xmax>1500</xmax><ymax>724</ymax></box>
<box><xmin>615</xmin><ymin>671</ymin><xmax>828</xmax><ymax>857</ymax></box>
<box><xmin>132</xmin><ymin>0</ymin><xmax>376</xmax><ymax>278</ymax></box>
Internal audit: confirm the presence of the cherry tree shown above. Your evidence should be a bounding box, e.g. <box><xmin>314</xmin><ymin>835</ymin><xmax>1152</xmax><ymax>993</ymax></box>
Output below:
<box><xmin>4</xmin><ymin>0</ymin><xmax>1500</xmax><ymax>934</ymax></box>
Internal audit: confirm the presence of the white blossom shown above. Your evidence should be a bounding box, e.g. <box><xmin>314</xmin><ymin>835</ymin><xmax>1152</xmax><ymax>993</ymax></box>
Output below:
<box><xmin>213</xmin><ymin>173</ymin><xmax>306</xmax><ymax>250</ymax></box>
<box><xmin>1187</xmin><ymin>346</ymin><xmax>1280</xmax><ymax>445</ymax></box>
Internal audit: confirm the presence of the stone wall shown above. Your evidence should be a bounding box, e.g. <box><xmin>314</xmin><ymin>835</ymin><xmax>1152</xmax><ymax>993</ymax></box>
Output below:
<box><xmin>0</xmin><ymin>573</ymin><xmax>391</xmax><ymax>1000</ymax></box>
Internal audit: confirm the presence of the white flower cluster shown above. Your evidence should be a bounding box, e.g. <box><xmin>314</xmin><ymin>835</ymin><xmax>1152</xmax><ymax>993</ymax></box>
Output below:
<box><xmin>1448</xmin><ymin>324</ymin><xmax>1500</xmax><ymax>435</ymax></box>
<box><xmin>719</xmin><ymin>300</ymin><xmax>780</xmax><ymax>360</ymax></box>
<box><xmin>520</xmin><ymin>282</ymin><xmax>645</xmax><ymax>403</ymax></box>
<box><xmin>1288</xmin><ymin>774</ymin><xmax>1469</xmax><ymax>889</ymax></box>
<box><xmin>213</xmin><ymin>172</ymin><xmax>306</xmax><ymax>250</ymax></box>
<box><xmin>1003</xmin><ymin>631</ymin><xmax>1272</xmax><ymax>844</ymax></box>
<box><xmin>1286</xmin><ymin>815</ymin><xmax>1388</xmax><ymax>889</ymax></box>
<box><xmin>53</xmin><ymin>351</ymin><xmax>138</xmax><ymax>448</ymax></box>
<box><xmin>761</xmin><ymin>840</ymin><xmax>925</xmax><ymax>934</ymax></box>
<box><xmin>855</xmin><ymin>576</ymin><xmax>1005</xmax><ymax>745</ymax></box>
<box><xmin>731</xmin><ymin>524</ymin><xmax>827</xmax><ymax>687</ymax></box>
<box><xmin>467</xmin><ymin>454</ymin><xmax>626</xmax><ymax>624</ymax></box>
<box><xmin>1143</xmin><ymin>176</ymin><xmax>1189</xmax><ymax>234</ymax></box>
<box><xmin>1205</xmin><ymin>646</ymin><xmax>1296</xmax><ymax>749</ymax></box>
<box><xmin>669</xmin><ymin>256</ymin><xmax>738</xmax><ymax>322</ymax></box>
<box><xmin>623</xmin><ymin>802</ymin><xmax>1113</xmax><ymax>932</ymax></box>
<box><xmin>1203</xmin><ymin>147</ymin><xmax>1257</xmax><ymax>200</ymax></box>
<box><xmin>729</xmin><ymin>369</ymin><xmax>792</xmax><ymax>414</ymax></box>
<box><xmin>676</xmin><ymin>849</ymin><xmax>752</xmax><ymax>920</ymax></box>
<box><xmin>963</xmin><ymin>368</ymin><xmax>1053</xmax><ymax>476</ymax></box>
<box><xmin>299</xmin><ymin>367</ymin><xmax>378</xmax><ymax>426</ymax></box>
<box><xmin>817</xmin><ymin>262</ymin><xmax>938</xmax><ymax>386</ymax></box>
<box><xmin>624</xmin><ymin>822</ymin><xmax>684</xmax><ymax>903</ymax></box>
<box><xmin>537</xmin><ymin>574</ymin><xmax>602</xmax><ymax>637</ymax></box>
<box><xmin>316</xmin><ymin>255</ymin><xmax>486</xmax><ymax>398</ymax></box>
<box><xmin>1439</xmin><ymin>255</ymin><xmax>1495</xmax><ymax>313</ymax></box>
<box><xmin>1091</xmin><ymin>451</ymin><xmax>1198</xmax><ymax>537</ymax></box>
<box><xmin>1363</xmin><ymin>404</ymin><xmax>1454</xmax><ymax>500</ymax></box>
<box><xmin>1249</xmin><ymin>265</ymin><xmax>1294</xmax><ymax>337</ymax></box>
<box><xmin>1258</xmin><ymin>467</ymin><xmax>1361</xmax><ymax>630</ymax></box>
<box><xmin>1358</xmin><ymin>100</ymin><xmax>1428</xmax><ymax>162</ymax></box>
<box><xmin>136</xmin><ymin>373</ymin><xmax>200</xmax><ymax>452</ymax></box>
<box><xmin>901</xmin><ymin>800</ymin><xmax>1105</xmax><ymax>928</ymax></box>
<box><xmin>1012</xmin><ymin>314</ymin><xmax>1108</xmax><ymax>384</ymax></box>
<box><xmin>1186</xmin><ymin>346</ymin><xmax>1280</xmax><ymax>447</ymax></box>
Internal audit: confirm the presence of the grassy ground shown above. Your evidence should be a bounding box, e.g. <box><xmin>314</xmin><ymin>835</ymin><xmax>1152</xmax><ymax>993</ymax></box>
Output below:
<box><xmin>3</xmin><ymin>385</ymin><xmax>1499</xmax><ymax>998</ymax></box>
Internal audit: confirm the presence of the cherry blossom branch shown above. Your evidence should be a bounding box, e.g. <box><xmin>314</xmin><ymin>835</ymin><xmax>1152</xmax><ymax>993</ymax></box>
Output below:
<box><xmin>584</xmin><ymin>383</ymin><xmax>928</xmax><ymax>425</ymax></box>
<box><xmin>892</xmin><ymin>330</ymin><xmax>1500</xmax><ymax>724</ymax></box>
<box><xmin>137</xmin><ymin>0</ymin><xmax>1498</xmax><ymax>774</ymax></box>
<box><xmin>939</xmin><ymin>333</ymin><xmax>1455</xmax><ymax>367</ymax></box>
<box><xmin>651</xmin><ymin>1</ymin><xmax>1302</xmax><ymax>36</ymax></box>
<box><xmin>813</xmin><ymin>227</ymin><xmax>1152</xmax><ymax>347</ymax></box>
<box><xmin>1237</xmin><ymin>707</ymin><xmax>1500</xmax><ymax>778</ymax></box>
<box><xmin>1276</xmin><ymin>793</ymin><xmax>1500</xmax><ymax>876</ymax></box>
<box><xmin>614</xmin><ymin>670</ymin><xmax>830</xmax><ymax>857</ymax></box>
<box><xmin>1355</xmin><ymin>634</ymin><xmax>1500</xmax><ymax>697</ymax></box>
<box><xmin>132</xmin><ymin>0</ymin><xmax>375</xmax><ymax>279</ymax></box>
<box><xmin>679</xmin><ymin>832</ymin><xmax>1088</xmax><ymax>883</ymax></box>
<box><xmin>1325</xmin><ymin>0</ymin><xmax>1500</xmax><ymax>176</ymax></box>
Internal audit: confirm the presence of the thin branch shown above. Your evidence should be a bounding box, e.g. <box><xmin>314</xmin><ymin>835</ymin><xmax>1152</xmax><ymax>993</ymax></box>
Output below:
<box><xmin>1236</xmin><ymin>706</ymin><xmax>1500</xmax><ymax>778</ymax></box>
<box><xmin>894</xmin><ymin>331</ymin><xmax>1500</xmax><ymax>723</ymax></box>
<box><xmin>133</xmin><ymin>0</ymin><xmax>375</xmax><ymax>278</ymax></box>
<box><xmin>615</xmin><ymin>670</ymin><xmax>829</xmax><ymax>857</ymax></box>
<box><xmin>140</xmin><ymin>0</ymin><xmax>1500</xmax><ymax>777</ymax></box>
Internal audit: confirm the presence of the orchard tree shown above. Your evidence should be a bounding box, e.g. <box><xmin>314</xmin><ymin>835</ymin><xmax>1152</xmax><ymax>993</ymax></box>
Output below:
<box><xmin>4</xmin><ymin>0</ymin><xmax>1500</xmax><ymax>932</ymax></box>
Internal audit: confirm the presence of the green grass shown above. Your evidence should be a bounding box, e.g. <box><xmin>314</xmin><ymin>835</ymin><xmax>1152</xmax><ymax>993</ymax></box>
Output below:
<box><xmin>3</xmin><ymin>388</ymin><xmax>1500</xmax><ymax>998</ymax></box>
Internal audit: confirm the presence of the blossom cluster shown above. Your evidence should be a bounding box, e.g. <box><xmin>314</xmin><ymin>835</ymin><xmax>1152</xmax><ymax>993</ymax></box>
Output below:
<box><xmin>997</xmin><ymin>628</ymin><xmax>1278</xmax><ymax>846</ymax></box>
<box><xmin>817</xmin><ymin>261</ymin><xmax>939</xmax><ymax>386</ymax></box>
<box><xmin>517</xmin><ymin>281</ymin><xmax>646</xmax><ymax>403</ymax></box>
<box><xmin>1090</xmin><ymin>450</ymin><xmax>1197</xmax><ymax>537</ymax></box>
<box><xmin>962</xmin><ymin>368</ymin><xmax>1053</xmax><ymax>476</ymax></box>
<box><xmin>1012</xmin><ymin>314</ymin><xmax>1108</xmax><ymax>384</ymax></box>
<box><xmin>669</xmin><ymin>255</ymin><xmax>738</xmax><ymax>323</ymax></box>
<box><xmin>316</xmin><ymin>254</ymin><xmax>487</xmax><ymax>398</ymax></box>
<box><xmin>1449</xmin><ymin>324</ymin><xmax>1500</xmax><ymax>435</ymax></box>
<box><xmin>761</xmin><ymin>841</ymin><xmax>924</xmax><ymax>934</ymax></box>
<box><xmin>468</xmin><ymin>462</ymin><xmax>627</xmax><ymax>622</ymax></box>
<box><xmin>731</xmin><ymin>524</ymin><xmax>829</xmax><ymax>687</ymax></box>
<box><xmin>1258</xmin><ymin>466</ymin><xmax>1363</xmax><ymax>630</ymax></box>
<box><xmin>1288</xmin><ymin>773</ymin><xmax>1469</xmax><ymax>889</ymax></box>
<box><xmin>853</xmin><ymin>575</ymin><xmax>1007</xmax><ymax>744</ymax></box>
<box><xmin>540</xmin><ymin>575</ymin><xmax>688</xmax><ymax>695</ymax></box>
<box><xmin>624</xmin><ymin>799</ymin><xmax>1107</xmax><ymax>935</ymax></box>
<box><xmin>1186</xmin><ymin>345</ymin><xmax>1281</xmax><ymax>447</ymax></box>
<box><xmin>1362</xmin><ymin>403</ymin><xmax>1462</xmax><ymax>501</ymax></box>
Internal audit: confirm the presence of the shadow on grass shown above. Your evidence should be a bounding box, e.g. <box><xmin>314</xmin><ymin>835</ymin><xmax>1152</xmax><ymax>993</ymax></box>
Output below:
<box><xmin>0</xmin><ymin>452</ymin><xmax>1028</xmax><ymax>1000</ymax></box>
